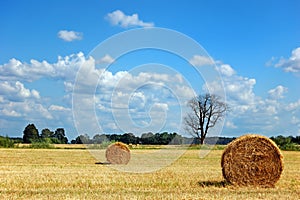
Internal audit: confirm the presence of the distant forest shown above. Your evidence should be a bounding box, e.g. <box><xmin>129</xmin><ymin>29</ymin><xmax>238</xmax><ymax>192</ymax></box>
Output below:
<box><xmin>1</xmin><ymin>123</ymin><xmax>300</xmax><ymax>151</ymax></box>
<box><xmin>70</xmin><ymin>132</ymin><xmax>236</xmax><ymax>145</ymax></box>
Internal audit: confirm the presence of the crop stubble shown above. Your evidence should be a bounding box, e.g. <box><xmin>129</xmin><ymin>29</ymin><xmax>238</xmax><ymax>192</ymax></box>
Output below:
<box><xmin>0</xmin><ymin>148</ymin><xmax>299</xmax><ymax>199</ymax></box>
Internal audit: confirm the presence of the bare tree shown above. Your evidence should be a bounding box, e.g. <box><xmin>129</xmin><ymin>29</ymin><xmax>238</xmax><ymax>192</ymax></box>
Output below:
<box><xmin>184</xmin><ymin>94</ymin><xmax>227</xmax><ymax>144</ymax></box>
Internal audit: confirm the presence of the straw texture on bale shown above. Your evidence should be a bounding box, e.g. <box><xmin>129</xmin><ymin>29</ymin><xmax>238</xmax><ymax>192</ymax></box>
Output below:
<box><xmin>105</xmin><ymin>142</ymin><xmax>130</xmax><ymax>164</ymax></box>
<box><xmin>221</xmin><ymin>134</ymin><xmax>283</xmax><ymax>187</ymax></box>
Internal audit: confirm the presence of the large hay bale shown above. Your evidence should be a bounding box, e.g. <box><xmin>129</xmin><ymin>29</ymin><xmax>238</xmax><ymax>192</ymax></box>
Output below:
<box><xmin>105</xmin><ymin>142</ymin><xmax>130</xmax><ymax>164</ymax></box>
<box><xmin>221</xmin><ymin>134</ymin><xmax>283</xmax><ymax>187</ymax></box>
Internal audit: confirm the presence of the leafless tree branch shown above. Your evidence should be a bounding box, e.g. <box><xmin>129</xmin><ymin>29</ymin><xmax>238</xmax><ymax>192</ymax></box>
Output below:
<box><xmin>184</xmin><ymin>93</ymin><xmax>228</xmax><ymax>144</ymax></box>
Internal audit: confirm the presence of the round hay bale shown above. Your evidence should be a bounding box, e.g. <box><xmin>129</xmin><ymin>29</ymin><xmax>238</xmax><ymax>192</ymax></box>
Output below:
<box><xmin>105</xmin><ymin>142</ymin><xmax>130</xmax><ymax>164</ymax></box>
<box><xmin>221</xmin><ymin>134</ymin><xmax>283</xmax><ymax>187</ymax></box>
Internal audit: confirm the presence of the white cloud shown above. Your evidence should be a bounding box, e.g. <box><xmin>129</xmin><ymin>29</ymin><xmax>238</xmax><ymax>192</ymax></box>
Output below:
<box><xmin>265</xmin><ymin>105</ymin><xmax>277</xmax><ymax>115</ymax></box>
<box><xmin>0</xmin><ymin>53</ymin><xmax>89</xmax><ymax>136</ymax></box>
<box><xmin>225</xmin><ymin>120</ymin><xmax>237</xmax><ymax>129</ymax></box>
<box><xmin>0</xmin><ymin>52</ymin><xmax>85</xmax><ymax>82</ymax></box>
<box><xmin>1</xmin><ymin>51</ymin><xmax>299</xmax><ymax>138</ymax></box>
<box><xmin>207</xmin><ymin>63</ymin><xmax>256</xmax><ymax>108</ymax></box>
<box><xmin>268</xmin><ymin>85</ymin><xmax>288</xmax><ymax>99</ymax></box>
<box><xmin>286</xmin><ymin>99</ymin><xmax>300</xmax><ymax>111</ymax></box>
<box><xmin>291</xmin><ymin>116</ymin><xmax>300</xmax><ymax>124</ymax></box>
<box><xmin>97</xmin><ymin>54</ymin><xmax>115</xmax><ymax>64</ymax></box>
<box><xmin>106</xmin><ymin>10</ymin><xmax>154</xmax><ymax>28</ymax></box>
<box><xmin>72</xmin><ymin>58</ymin><xmax>194</xmax><ymax>134</ymax></box>
<box><xmin>31</xmin><ymin>89</ymin><xmax>40</xmax><ymax>99</ymax></box>
<box><xmin>0</xmin><ymin>58</ymin><xmax>54</xmax><ymax>81</ymax></box>
<box><xmin>58</xmin><ymin>30</ymin><xmax>83</xmax><ymax>42</ymax></box>
<box><xmin>218</xmin><ymin>64</ymin><xmax>236</xmax><ymax>77</ymax></box>
<box><xmin>64</xmin><ymin>81</ymin><xmax>74</xmax><ymax>93</ymax></box>
<box><xmin>129</xmin><ymin>92</ymin><xmax>146</xmax><ymax>110</ymax></box>
<box><xmin>274</xmin><ymin>47</ymin><xmax>300</xmax><ymax>74</ymax></box>
<box><xmin>0</xmin><ymin>101</ymin><xmax>52</xmax><ymax>119</ymax></box>
<box><xmin>73</xmin><ymin>57</ymin><xmax>108</xmax><ymax>95</ymax></box>
<box><xmin>0</xmin><ymin>81</ymin><xmax>40</xmax><ymax>101</ymax></box>
<box><xmin>152</xmin><ymin>103</ymin><xmax>169</xmax><ymax>111</ymax></box>
<box><xmin>203</xmin><ymin>60</ymin><xmax>300</xmax><ymax>136</ymax></box>
<box><xmin>189</xmin><ymin>55</ymin><xmax>214</xmax><ymax>67</ymax></box>
<box><xmin>1</xmin><ymin>108</ymin><xmax>21</xmax><ymax>117</ymax></box>
<box><xmin>49</xmin><ymin>105</ymin><xmax>71</xmax><ymax>111</ymax></box>
<box><xmin>106</xmin><ymin>123</ymin><xmax>119</xmax><ymax>131</ymax></box>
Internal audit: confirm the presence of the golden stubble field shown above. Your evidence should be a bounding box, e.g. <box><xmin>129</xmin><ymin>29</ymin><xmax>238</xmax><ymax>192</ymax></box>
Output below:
<box><xmin>0</xmin><ymin>147</ymin><xmax>299</xmax><ymax>199</ymax></box>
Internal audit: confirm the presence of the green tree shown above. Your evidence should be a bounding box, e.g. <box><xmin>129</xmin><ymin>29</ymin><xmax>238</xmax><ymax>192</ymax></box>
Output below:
<box><xmin>23</xmin><ymin>124</ymin><xmax>39</xmax><ymax>143</ymax></box>
<box><xmin>0</xmin><ymin>136</ymin><xmax>15</xmax><ymax>148</ymax></box>
<box><xmin>41</xmin><ymin>128</ymin><xmax>54</xmax><ymax>139</ymax></box>
<box><xmin>141</xmin><ymin>132</ymin><xmax>156</xmax><ymax>144</ymax></box>
<box><xmin>121</xmin><ymin>133</ymin><xmax>138</xmax><ymax>144</ymax></box>
<box><xmin>109</xmin><ymin>134</ymin><xmax>121</xmax><ymax>142</ymax></box>
<box><xmin>93</xmin><ymin>134</ymin><xmax>109</xmax><ymax>144</ymax></box>
<box><xmin>74</xmin><ymin>134</ymin><xmax>90</xmax><ymax>144</ymax></box>
<box><xmin>292</xmin><ymin>136</ymin><xmax>300</xmax><ymax>144</ymax></box>
<box><xmin>53</xmin><ymin>128</ymin><xmax>68</xmax><ymax>144</ymax></box>
<box><xmin>270</xmin><ymin>135</ymin><xmax>290</xmax><ymax>147</ymax></box>
<box><xmin>158</xmin><ymin>132</ymin><xmax>171</xmax><ymax>145</ymax></box>
<box><xmin>169</xmin><ymin>133</ymin><xmax>183</xmax><ymax>145</ymax></box>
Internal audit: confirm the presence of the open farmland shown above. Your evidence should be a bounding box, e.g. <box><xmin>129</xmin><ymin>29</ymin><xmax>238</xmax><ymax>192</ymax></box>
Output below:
<box><xmin>0</xmin><ymin>148</ymin><xmax>299</xmax><ymax>199</ymax></box>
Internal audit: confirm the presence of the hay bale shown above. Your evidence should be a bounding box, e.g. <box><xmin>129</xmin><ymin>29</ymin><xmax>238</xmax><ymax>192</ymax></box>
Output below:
<box><xmin>221</xmin><ymin>134</ymin><xmax>283</xmax><ymax>187</ymax></box>
<box><xmin>105</xmin><ymin>142</ymin><xmax>130</xmax><ymax>164</ymax></box>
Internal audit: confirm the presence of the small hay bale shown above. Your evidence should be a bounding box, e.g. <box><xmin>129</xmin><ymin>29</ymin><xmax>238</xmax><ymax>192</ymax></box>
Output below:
<box><xmin>221</xmin><ymin>134</ymin><xmax>283</xmax><ymax>187</ymax></box>
<box><xmin>105</xmin><ymin>142</ymin><xmax>130</xmax><ymax>164</ymax></box>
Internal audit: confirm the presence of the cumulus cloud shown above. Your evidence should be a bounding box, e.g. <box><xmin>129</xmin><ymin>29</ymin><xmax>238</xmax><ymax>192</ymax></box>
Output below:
<box><xmin>218</xmin><ymin>64</ymin><xmax>236</xmax><ymax>77</ymax></box>
<box><xmin>152</xmin><ymin>103</ymin><xmax>169</xmax><ymax>111</ymax></box>
<box><xmin>0</xmin><ymin>81</ymin><xmax>40</xmax><ymax>101</ymax></box>
<box><xmin>273</xmin><ymin>47</ymin><xmax>300</xmax><ymax>74</ymax></box>
<box><xmin>49</xmin><ymin>105</ymin><xmax>71</xmax><ymax>111</ymax></box>
<box><xmin>207</xmin><ymin>63</ymin><xmax>256</xmax><ymax>107</ymax></box>
<box><xmin>58</xmin><ymin>30</ymin><xmax>83</xmax><ymax>42</ymax></box>
<box><xmin>202</xmin><ymin>61</ymin><xmax>300</xmax><ymax>136</ymax></box>
<box><xmin>0</xmin><ymin>52</ymin><xmax>85</xmax><ymax>82</ymax></box>
<box><xmin>0</xmin><ymin>53</ymin><xmax>88</xmax><ymax>134</ymax></box>
<box><xmin>72</xmin><ymin>59</ymin><xmax>194</xmax><ymax>134</ymax></box>
<box><xmin>101</xmin><ymin>71</ymin><xmax>191</xmax><ymax>132</ymax></box>
<box><xmin>97</xmin><ymin>54</ymin><xmax>115</xmax><ymax>64</ymax></box>
<box><xmin>268</xmin><ymin>85</ymin><xmax>288</xmax><ymax>99</ymax></box>
<box><xmin>1</xmin><ymin>108</ymin><xmax>21</xmax><ymax>117</ymax></box>
<box><xmin>106</xmin><ymin>10</ymin><xmax>154</xmax><ymax>28</ymax></box>
<box><xmin>286</xmin><ymin>99</ymin><xmax>300</xmax><ymax>111</ymax></box>
<box><xmin>0</xmin><ymin>52</ymin><xmax>188</xmax><ymax>135</ymax></box>
<box><xmin>1</xmin><ymin>51</ymin><xmax>299</xmax><ymax>137</ymax></box>
<box><xmin>129</xmin><ymin>92</ymin><xmax>146</xmax><ymax>111</ymax></box>
<box><xmin>189</xmin><ymin>55</ymin><xmax>214</xmax><ymax>67</ymax></box>
<box><xmin>0</xmin><ymin>101</ymin><xmax>52</xmax><ymax>119</ymax></box>
<box><xmin>0</xmin><ymin>58</ymin><xmax>53</xmax><ymax>81</ymax></box>
<box><xmin>0</xmin><ymin>81</ymin><xmax>52</xmax><ymax>121</ymax></box>
<box><xmin>225</xmin><ymin>120</ymin><xmax>237</xmax><ymax>129</ymax></box>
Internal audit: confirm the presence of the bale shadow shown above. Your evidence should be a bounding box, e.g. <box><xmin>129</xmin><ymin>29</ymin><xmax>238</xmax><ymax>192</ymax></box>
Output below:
<box><xmin>198</xmin><ymin>180</ymin><xmax>230</xmax><ymax>188</ymax></box>
<box><xmin>95</xmin><ymin>161</ymin><xmax>111</xmax><ymax>165</ymax></box>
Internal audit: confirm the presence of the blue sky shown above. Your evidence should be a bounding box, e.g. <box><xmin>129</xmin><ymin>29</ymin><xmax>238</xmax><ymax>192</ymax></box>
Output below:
<box><xmin>0</xmin><ymin>0</ymin><xmax>299</xmax><ymax>139</ymax></box>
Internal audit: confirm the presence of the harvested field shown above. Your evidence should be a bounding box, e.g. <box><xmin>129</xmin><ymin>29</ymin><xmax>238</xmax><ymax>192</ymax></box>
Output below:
<box><xmin>0</xmin><ymin>148</ymin><xmax>299</xmax><ymax>199</ymax></box>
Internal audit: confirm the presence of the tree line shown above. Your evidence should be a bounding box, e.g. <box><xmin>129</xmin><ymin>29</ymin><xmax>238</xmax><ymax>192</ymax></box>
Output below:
<box><xmin>71</xmin><ymin>132</ymin><xmax>186</xmax><ymax>145</ymax></box>
<box><xmin>1</xmin><ymin>123</ymin><xmax>300</xmax><ymax>151</ymax></box>
<box><xmin>2</xmin><ymin>123</ymin><xmax>236</xmax><ymax>145</ymax></box>
<box><xmin>71</xmin><ymin>133</ymin><xmax>237</xmax><ymax>145</ymax></box>
<box><xmin>270</xmin><ymin>135</ymin><xmax>300</xmax><ymax>151</ymax></box>
<box><xmin>22</xmin><ymin>124</ymin><xmax>68</xmax><ymax>144</ymax></box>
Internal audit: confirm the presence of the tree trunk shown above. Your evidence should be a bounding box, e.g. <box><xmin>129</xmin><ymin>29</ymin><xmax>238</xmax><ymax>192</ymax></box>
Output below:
<box><xmin>200</xmin><ymin>137</ymin><xmax>204</xmax><ymax>145</ymax></box>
